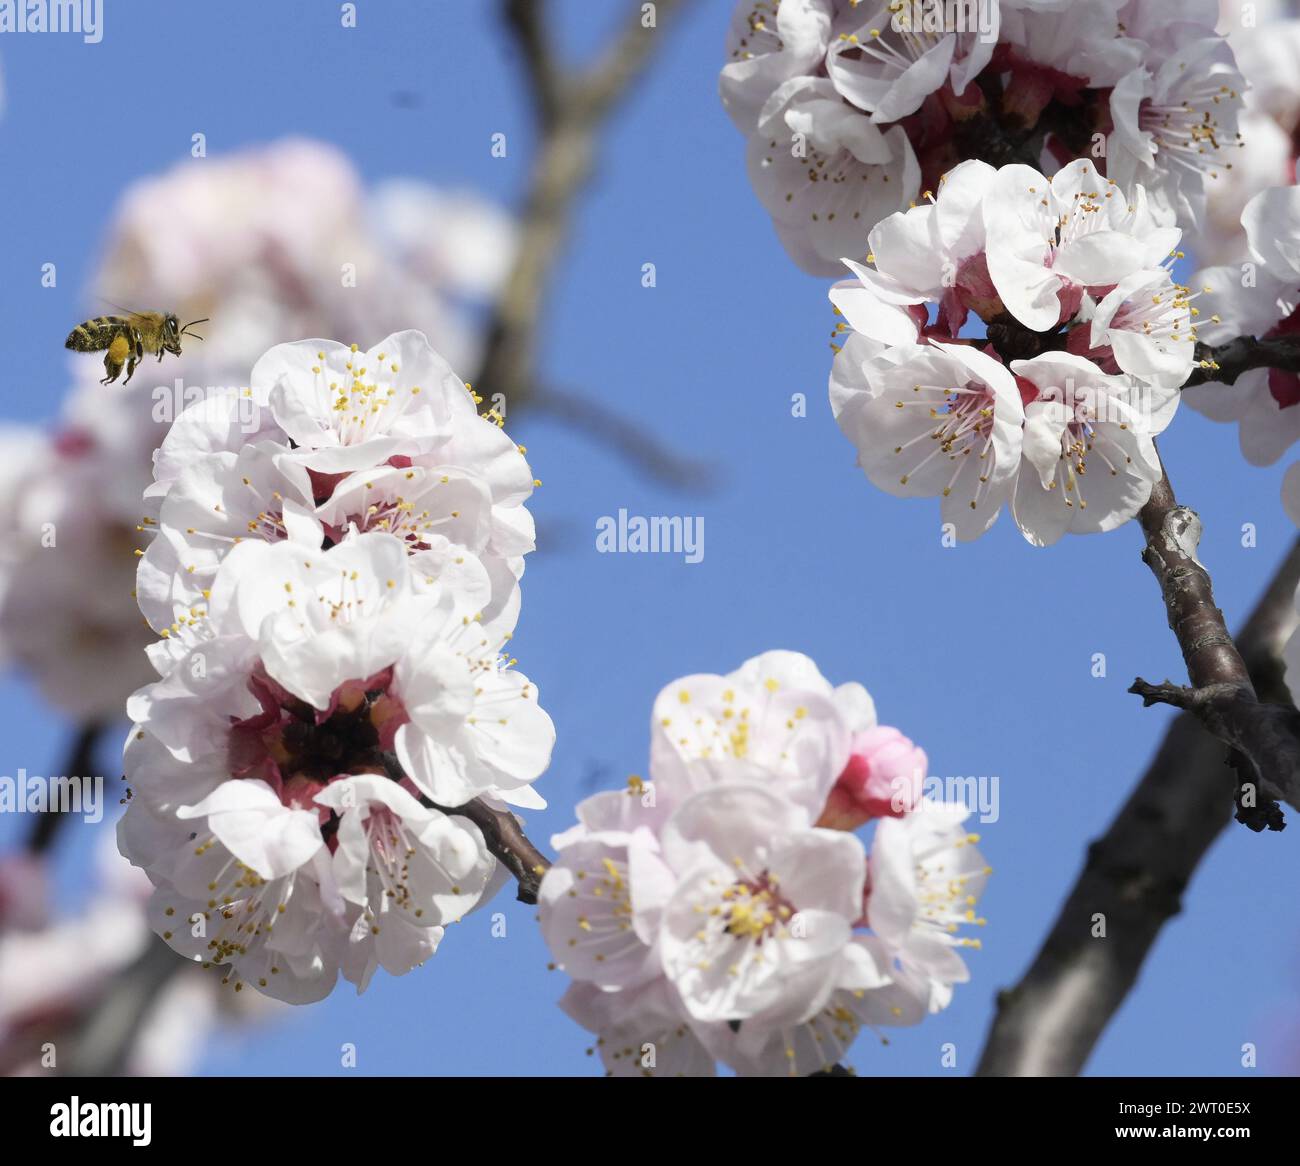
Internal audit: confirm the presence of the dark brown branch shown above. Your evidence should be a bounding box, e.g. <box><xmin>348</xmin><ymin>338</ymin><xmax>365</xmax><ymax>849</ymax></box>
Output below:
<box><xmin>1183</xmin><ymin>334</ymin><xmax>1300</xmax><ymax>388</ymax></box>
<box><xmin>444</xmin><ymin>798</ymin><xmax>551</xmax><ymax>905</ymax></box>
<box><xmin>1131</xmin><ymin>455</ymin><xmax>1300</xmax><ymax>829</ymax></box>
<box><xmin>481</xmin><ymin>0</ymin><xmax>701</xmax><ymax>487</ymax></box>
<box><xmin>976</xmin><ymin>537</ymin><xmax>1300</xmax><ymax>1077</ymax></box>
<box><xmin>380</xmin><ymin>750</ymin><xmax>550</xmax><ymax>904</ymax></box>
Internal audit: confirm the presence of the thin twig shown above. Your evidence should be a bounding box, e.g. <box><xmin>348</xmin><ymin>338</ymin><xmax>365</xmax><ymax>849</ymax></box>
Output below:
<box><xmin>1130</xmin><ymin>453</ymin><xmax>1300</xmax><ymax>829</ymax></box>
<box><xmin>529</xmin><ymin>386</ymin><xmax>717</xmax><ymax>491</ymax></box>
<box><xmin>975</xmin><ymin>536</ymin><xmax>1300</xmax><ymax>1077</ymax></box>
<box><xmin>479</xmin><ymin>0</ymin><xmax>702</xmax><ymax>487</ymax></box>
<box><xmin>380</xmin><ymin>750</ymin><xmax>551</xmax><ymax>904</ymax></box>
<box><xmin>444</xmin><ymin>799</ymin><xmax>550</xmax><ymax>905</ymax></box>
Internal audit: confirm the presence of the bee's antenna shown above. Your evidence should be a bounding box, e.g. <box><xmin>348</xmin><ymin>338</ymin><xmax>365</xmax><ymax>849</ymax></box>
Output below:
<box><xmin>180</xmin><ymin>318</ymin><xmax>210</xmax><ymax>340</ymax></box>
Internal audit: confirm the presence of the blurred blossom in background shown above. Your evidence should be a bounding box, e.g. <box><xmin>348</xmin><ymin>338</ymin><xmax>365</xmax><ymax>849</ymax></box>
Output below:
<box><xmin>1203</xmin><ymin>2</ymin><xmax>1300</xmax><ymax>264</ymax></box>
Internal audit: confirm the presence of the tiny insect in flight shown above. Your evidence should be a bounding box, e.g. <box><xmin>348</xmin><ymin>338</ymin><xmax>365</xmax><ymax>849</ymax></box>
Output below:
<box><xmin>64</xmin><ymin>310</ymin><xmax>209</xmax><ymax>385</ymax></box>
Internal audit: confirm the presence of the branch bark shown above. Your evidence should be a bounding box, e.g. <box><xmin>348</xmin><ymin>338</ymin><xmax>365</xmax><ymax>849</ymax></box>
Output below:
<box><xmin>481</xmin><ymin>0</ymin><xmax>704</xmax><ymax>488</ymax></box>
<box><xmin>379</xmin><ymin>750</ymin><xmax>551</xmax><ymax>904</ymax></box>
<box><xmin>445</xmin><ymin>798</ymin><xmax>551</xmax><ymax>905</ymax></box>
<box><xmin>1183</xmin><ymin>334</ymin><xmax>1300</xmax><ymax>388</ymax></box>
<box><xmin>1130</xmin><ymin>454</ymin><xmax>1300</xmax><ymax>829</ymax></box>
<box><xmin>975</xmin><ymin>536</ymin><xmax>1300</xmax><ymax>1077</ymax></box>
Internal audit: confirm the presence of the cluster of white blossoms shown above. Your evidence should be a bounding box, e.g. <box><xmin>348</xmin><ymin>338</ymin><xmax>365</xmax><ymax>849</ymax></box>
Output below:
<box><xmin>720</xmin><ymin>0</ymin><xmax>1243</xmax><ymax>273</ymax></box>
<box><xmin>539</xmin><ymin>650</ymin><xmax>988</xmax><ymax>1077</ymax></box>
<box><xmin>117</xmin><ymin>331</ymin><xmax>555</xmax><ymax>1002</ymax></box>
<box><xmin>830</xmin><ymin>157</ymin><xmax>1190</xmax><ymax>543</ymax></box>
<box><xmin>0</xmin><ymin>139</ymin><xmax>515</xmax><ymax>722</ymax></box>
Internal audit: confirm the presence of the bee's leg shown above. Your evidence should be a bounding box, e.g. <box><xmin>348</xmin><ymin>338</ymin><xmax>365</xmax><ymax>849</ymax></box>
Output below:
<box><xmin>122</xmin><ymin>355</ymin><xmax>139</xmax><ymax>385</ymax></box>
<box><xmin>100</xmin><ymin>330</ymin><xmax>134</xmax><ymax>386</ymax></box>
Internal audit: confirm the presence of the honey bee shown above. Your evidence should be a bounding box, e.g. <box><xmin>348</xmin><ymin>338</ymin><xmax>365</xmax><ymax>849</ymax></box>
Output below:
<box><xmin>64</xmin><ymin>310</ymin><xmax>209</xmax><ymax>385</ymax></box>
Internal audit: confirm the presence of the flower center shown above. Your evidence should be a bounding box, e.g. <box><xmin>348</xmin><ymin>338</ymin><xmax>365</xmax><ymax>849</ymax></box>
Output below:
<box><xmin>229</xmin><ymin>667</ymin><xmax>408</xmax><ymax>818</ymax></box>
<box><xmin>722</xmin><ymin>870</ymin><xmax>796</xmax><ymax>945</ymax></box>
<box><xmin>309</xmin><ymin>346</ymin><xmax>420</xmax><ymax>445</ymax></box>
<box><xmin>1140</xmin><ymin>81</ymin><xmax>1242</xmax><ymax>180</ymax></box>
<box><xmin>892</xmin><ymin>377</ymin><xmax>999</xmax><ymax>509</ymax></box>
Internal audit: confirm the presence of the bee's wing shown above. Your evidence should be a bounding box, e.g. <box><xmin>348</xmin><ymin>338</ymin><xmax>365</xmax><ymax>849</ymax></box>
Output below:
<box><xmin>95</xmin><ymin>296</ymin><xmax>143</xmax><ymax>316</ymax></box>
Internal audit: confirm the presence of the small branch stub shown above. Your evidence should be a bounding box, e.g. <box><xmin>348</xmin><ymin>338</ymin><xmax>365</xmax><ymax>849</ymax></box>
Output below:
<box><xmin>1132</xmin><ymin>464</ymin><xmax>1300</xmax><ymax>830</ymax></box>
<box><xmin>380</xmin><ymin>750</ymin><xmax>551</xmax><ymax>902</ymax></box>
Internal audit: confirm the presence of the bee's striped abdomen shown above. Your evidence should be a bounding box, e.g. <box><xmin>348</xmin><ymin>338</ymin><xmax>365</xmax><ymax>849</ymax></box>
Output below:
<box><xmin>65</xmin><ymin>316</ymin><xmax>127</xmax><ymax>352</ymax></box>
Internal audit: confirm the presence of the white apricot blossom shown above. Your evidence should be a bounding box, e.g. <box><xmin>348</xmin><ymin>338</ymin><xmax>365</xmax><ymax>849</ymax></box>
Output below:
<box><xmin>831</xmin><ymin>339</ymin><xmax>1026</xmax><ymax>540</ymax></box>
<box><xmin>120</xmin><ymin>531</ymin><xmax>552</xmax><ymax>1001</ymax></box>
<box><xmin>1194</xmin><ymin>5</ymin><xmax>1300</xmax><ymax>262</ymax></box>
<box><xmin>649</xmin><ymin>648</ymin><xmax>872</xmax><ymax>819</ymax></box>
<box><xmin>1009</xmin><ymin>352</ymin><xmax>1168</xmax><ymax>546</ymax></box>
<box><xmin>828</xmin><ymin>159</ymin><xmax>1186</xmax><ymax>542</ymax></box>
<box><xmin>138</xmin><ymin>330</ymin><xmax>534</xmax><ymax>636</ymax></box>
<box><xmin>982</xmin><ymin>160</ymin><xmax>1181</xmax><ymax>333</ymax></box>
<box><xmin>826</xmin><ymin>1</ymin><xmax>999</xmax><ymax>126</ymax></box>
<box><xmin>747</xmin><ymin>76</ymin><xmax>920</xmax><ymax>275</ymax></box>
<box><xmin>865</xmin><ymin>797</ymin><xmax>990</xmax><ymax>1012</ymax></box>
<box><xmin>720</xmin><ymin>0</ymin><xmax>835</xmax><ymax>132</ymax></box>
<box><xmin>652</xmin><ymin>783</ymin><xmax>870</xmax><ymax>1030</ymax></box>
<box><xmin>720</xmin><ymin>0</ymin><xmax>1246</xmax><ymax>273</ymax></box>
<box><xmin>540</xmin><ymin>650</ymin><xmax>986</xmax><ymax>1076</ymax></box>
<box><xmin>1107</xmin><ymin>33</ymin><xmax>1245</xmax><ymax>230</ymax></box>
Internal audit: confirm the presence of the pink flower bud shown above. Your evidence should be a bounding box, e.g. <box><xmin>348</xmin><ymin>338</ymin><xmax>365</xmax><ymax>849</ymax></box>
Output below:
<box><xmin>817</xmin><ymin>726</ymin><xmax>926</xmax><ymax>831</ymax></box>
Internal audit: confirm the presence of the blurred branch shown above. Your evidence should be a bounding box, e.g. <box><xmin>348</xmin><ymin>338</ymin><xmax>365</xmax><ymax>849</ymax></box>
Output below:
<box><xmin>530</xmin><ymin>386</ymin><xmax>716</xmax><ymax>490</ymax></box>
<box><xmin>480</xmin><ymin>0</ymin><xmax>706</xmax><ymax>489</ymax></box>
<box><xmin>26</xmin><ymin>722</ymin><xmax>104</xmax><ymax>855</ymax></box>
<box><xmin>975</xmin><ymin>536</ymin><xmax>1300</xmax><ymax>1077</ymax></box>
<box><xmin>1184</xmin><ymin>335</ymin><xmax>1300</xmax><ymax>388</ymax></box>
<box><xmin>1130</xmin><ymin>455</ymin><xmax>1300</xmax><ymax>830</ymax></box>
<box><xmin>504</xmin><ymin>0</ymin><xmax>562</xmax><ymax>129</ymax></box>
<box><xmin>61</xmin><ymin>936</ymin><xmax>181</xmax><ymax>1077</ymax></box>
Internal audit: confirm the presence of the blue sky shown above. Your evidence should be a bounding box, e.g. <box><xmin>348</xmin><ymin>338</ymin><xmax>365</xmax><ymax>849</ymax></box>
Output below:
<box><xmin>0</xmin><ymin>0</ymin><xmax>1297</xmax><ymax>1076</ymax></box>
